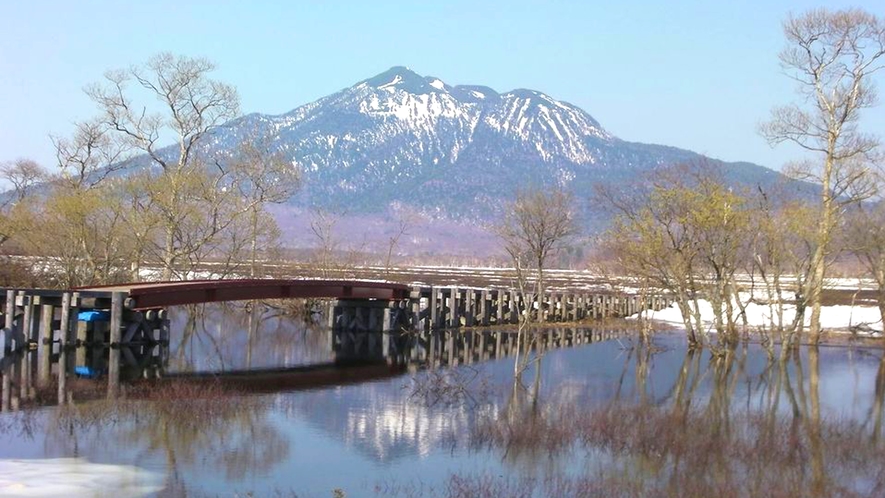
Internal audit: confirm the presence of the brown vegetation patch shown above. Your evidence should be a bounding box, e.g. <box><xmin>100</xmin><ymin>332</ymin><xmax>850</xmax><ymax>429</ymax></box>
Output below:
<box><xmin>468</xmin><ymin>401</ymin><xmax>885</xmax><ymax>498</ymax></box>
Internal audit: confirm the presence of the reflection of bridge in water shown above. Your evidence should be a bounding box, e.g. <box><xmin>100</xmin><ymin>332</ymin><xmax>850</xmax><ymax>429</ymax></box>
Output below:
<box><xmin>1</xmin><ymin>278</ymin><xmax>668</xmax><ymax>411</ymax></box>
<box><xmin>334</xmin><ymin>325</ymin><xmax>623</xmax><ymax>368</ymax></box>
<box><xmin>1</xmin><ymin>318</ymin><xmax>631</xmax><ymax>411</ymax></box>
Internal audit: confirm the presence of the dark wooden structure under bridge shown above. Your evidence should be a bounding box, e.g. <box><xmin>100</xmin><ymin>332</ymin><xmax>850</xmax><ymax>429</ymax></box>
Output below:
<box><xmin>333</xmin><ymin>325</ymin><xmax>636</xmax><ymax>368</ymax></box>
<box><xmin>405</xmin><ymin>286</ymin><xmax>672</xmax><ymax>329</ymax></box>
<box><xmin>328</xmin><ymin>286</ymin><xmax>672</xmax><ymax>363</ymax></box>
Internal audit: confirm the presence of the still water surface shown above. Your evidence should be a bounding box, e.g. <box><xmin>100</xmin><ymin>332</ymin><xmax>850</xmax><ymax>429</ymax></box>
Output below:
<box><xmin>0</xmin><ymin>303</ymin><xmax>883</xmax><ymax>497</ymax></box>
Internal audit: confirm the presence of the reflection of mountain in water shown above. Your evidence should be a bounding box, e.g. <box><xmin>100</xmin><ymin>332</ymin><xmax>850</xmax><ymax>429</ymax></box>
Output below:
<box><xmin>275</xmin><ymin>335</ymin><xmax>885</xmax><ymax>465</ymax></box>
<box><xmin>278</xmin><ymin>378</ymin><xmax>486</xmax><ymax>463</ymax></box>
<box><xmin>272</xmin><ymin>335</ymin><xmax>679</xmax><ymax>463</ymax></box>
<box><xmin>271</xmin><ymin>332</ymin><xmax>657</xmax><ymax>463</ymax></box>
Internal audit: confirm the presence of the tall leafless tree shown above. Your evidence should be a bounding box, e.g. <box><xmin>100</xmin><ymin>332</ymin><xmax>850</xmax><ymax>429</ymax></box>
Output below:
<box><xmin>86</xmin><ymin>52</ymin><xmax>241</xmax><ymax>280</ymax></box>
<box><xmin>761</xmin><ymin>8</ymin><xmax>885</xmax><ymax>343</ymax></box>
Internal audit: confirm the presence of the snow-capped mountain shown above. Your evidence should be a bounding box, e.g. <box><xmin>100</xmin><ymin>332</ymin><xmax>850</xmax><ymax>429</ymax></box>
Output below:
<box><xmin>165</xmin><ymin>66</ymin><xmax>794</xmax><ymax>256</ymax></box>
<box><xmin>208</xmin><ymin>66</ymin><xmax>783</xmax><ymax>221</ymax></box>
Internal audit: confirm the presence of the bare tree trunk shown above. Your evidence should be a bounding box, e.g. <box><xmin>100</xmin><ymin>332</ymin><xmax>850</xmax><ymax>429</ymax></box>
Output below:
<box><xmin>807</xmin><ymin>345</ymin><xmax>826</xmax><ymax>495</ymax></box>
<box><xmin>163</xmin><ymin>225</ymin><xmax>175</xmax><ymax>281</ymax></box>
<box><xmin>250</xmin><ymin>208</ymin><xmax>259</xmax><ymax>278</ymax></box>
<box><xmin>675</xmin><ymin>296</ymin><xmax>698</xmax><ymax>349</ymax></box>
<box><xmin>536</xmin><ymin>264</ymin><xmax>545</xmax><ymax>323</ymax></box>
<box><xmin>808</xmin><ymin>172</ymin><xmax>834</xmax><ymax>344</ymax></box>
<box><xmin>872</xmin><ymin>354</ymin><xmax>885</xmax><ymax>442</ymax></box>
<box><xmin>877</xmin><ymin>263</ymin><xmax>885</xmax><ymax>334</ymax></box>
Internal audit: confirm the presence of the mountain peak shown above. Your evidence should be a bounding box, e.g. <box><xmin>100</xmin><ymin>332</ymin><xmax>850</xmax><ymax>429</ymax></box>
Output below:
<box><xmin>362</xmin><ymin>66</ymin><xmax>448</xmax><ymax>95</ymax></box>
<box><xmin>373</xmin><ymin>65</ymin><xmax>419</xmax><ymax>80</ymax></box>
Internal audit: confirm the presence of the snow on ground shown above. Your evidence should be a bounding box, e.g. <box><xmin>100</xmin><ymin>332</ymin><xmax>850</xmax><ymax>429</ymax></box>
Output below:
<box><xmin>0</xmin><ymin>458</ymin><xmax>163</xmax><ymax>497</ymax></box>
<box><xmin>637</xmin><ymin>299</ymin><xmax>883</xmax><ymax>335</ymax></box>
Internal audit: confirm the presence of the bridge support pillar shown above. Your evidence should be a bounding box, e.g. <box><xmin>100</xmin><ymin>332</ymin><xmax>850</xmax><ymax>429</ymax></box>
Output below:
<box><xmin>37</xmin><ymin>304</ymin><xmax>53</xmax><ymax>388</ymax></box>
<box><xmin>329</xmin><ymin>298</ymin><xmax>417</xmax><ymax>363</ymax></box>
<box><xmin>107</xmin><ymin>292</ymin><xmax>124</xmax><ymax>399</ymax></box>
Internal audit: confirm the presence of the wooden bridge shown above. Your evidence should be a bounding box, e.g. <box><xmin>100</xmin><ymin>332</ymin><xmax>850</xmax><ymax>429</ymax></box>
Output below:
<box><xmin>0</xmin><ymin>278</ymin><xmax>671</xmax><ymax>411</ymax></box>
<box><xmin>80</xmin><ymin>279</ymin><xmax>412</xmax><ymax>309</ymax></box>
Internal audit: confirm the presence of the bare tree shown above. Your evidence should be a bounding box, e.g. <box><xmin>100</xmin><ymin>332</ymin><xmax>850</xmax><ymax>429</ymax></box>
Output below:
<box><xmin>384</xmin><ymin>215</ymin><xmax>411</xmax><ymax>278</ymax></box>
<box><xmin>37</xmin><ymin>118</ymin><xmax>139</xmax><ymax>285</ymax></box>
<box><xmin>760</xmin><ymin>8</ymin><xmax>885</xmax><ymax>343</ymax></box>
<box><xmin>113</xmin><ymin>171</ymin><xmax>161</xmax><ymax>281</ymax></box>
<box><xmin>843</xmin><ymin>195</ymin><xmax>885</xmax><ymax>330</ymax></box>
<box><xmin>745</xmin><ymin>188</ymin><xmax>817</xmax><ymax>357</ymax></box>
<box><xmin>1</xmin><ymin>159</ymin><xmax>44</xmax><ymax>201</ymax></box>
<box><xmin>23</xmin><ymin>183</ymin><xmax>132</xmax><ymax>286</ymax></box>
<box><xmin>86</xmin><ymin>52</ymin><xmax>240</xmax><ymax>280</ymax></box>
<box><xmin>0</xmin><ymin>159</ymin><xmax>46</xmax><ymax>247</ymax></box>
<box><xmin>309</xmin><ymin>207</ymin><xmax>342</xmax><ymax>278</ymax></box>
<box><xmin>51</xmin><ymin>119</ymin><xmax>128</xmax><ymax>189</ymax></box>
<box><xmin>229</xmin><ymin>135</ymin><xmax>301</xmax><ymax>277</ymax></box>
<box><xmin>495</xmin><ymin>187</ymin><xmax>577</xmax><ymax>380</ymax></box>
<box><xmin>496</xmin><ymin>187</ymin><xmax>578</xmax><ymax>324</ymax></box>
<box><xmin>600</xmin><ymin>163</ymin><xmax>751</xmax><ymax>351</ymax></box>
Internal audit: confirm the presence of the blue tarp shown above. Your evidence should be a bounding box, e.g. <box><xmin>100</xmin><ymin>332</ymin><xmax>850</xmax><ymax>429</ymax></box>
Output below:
<box><xmin>74</xmin><ymin>366</ymin><xmax>104</xmax><ymax>378</ymax></box>
<box><xmin>77</xmin><ymin>310</ymin><xmax>110</xmax><ymax>322</ymax></box>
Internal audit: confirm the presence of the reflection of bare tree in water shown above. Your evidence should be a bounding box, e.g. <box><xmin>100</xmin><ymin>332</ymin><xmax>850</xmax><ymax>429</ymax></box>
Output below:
<box><xmin>706</xmin><ymin>348</ymin><xmax>743</xmax><ymax>429</ymax></box>
<box><xmin>42</xmin><ymin>385</ymin><xmax>288</xmax><ymax>490</ymax></box>
<box><xmin>620</xmin><ymin>347</ymin><xmax>885</xmax><ymax>496</ymax></box>
<box><xmin>669</xmin><ymin>347</ymin><xmax>701</xmax><ymax>418</ymax></box>
<box><xmin>252</xmin><ymin>301</ymin><xmax>331</xmax><ymax>366</ymax></box>
<box><xmin>795</xmin><ymin>346</ymin><xmax>825</xmax><ymax>496</ymax></box>
<box><xmin>611</xmin><ymin>338</ymin><xmax>667</xmax><ymax>406</ymax></box>
<box><xmin>870</xmin><ymin>353</ymin><xmax>885</xmax><ymax>442</ymax></box>
<box><xmin>169</xmin><ymin>301</ymin><xmax>331</xmax><ymax>373</ymax></box>
<box><xmin>467</xmin><ymin>342</ymin><xmax>885</xmax><ymax>497</ymax></box>
<box><xmin>633</xmin><ymin>342</ymin><xmax>652</xmax><ymax>406</ymax></box>
<box><xmin>173</xmin><ymin>304</ymin><xmax>223</xmax><ymax>372</ymax></box>
<box><xmin>499</xmin><ymin>359</ymin><xmax>547</xmax><ymax>467</ymax></box>
<box><xmin>507</xmin><ymin>357</ymin><xmax>542</xmax><ymax>419</ymax></box>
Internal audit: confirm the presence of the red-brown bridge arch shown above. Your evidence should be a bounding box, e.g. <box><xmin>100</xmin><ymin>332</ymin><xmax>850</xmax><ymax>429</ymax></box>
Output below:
<box><xmin>77</xmin><ymin>279</ymin><xmax>411</xmax><ymax>310</ymax></box>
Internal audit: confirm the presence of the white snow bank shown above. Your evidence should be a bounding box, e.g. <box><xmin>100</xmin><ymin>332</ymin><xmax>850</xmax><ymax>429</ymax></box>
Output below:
<box><xmin>0</xmin><ymin>458</ymin><xmax>163</xmax><ymax>497</ymax></box>
<box><xmin>636</xmin><ymin>299</ymin><xmax>883</xmax><ymax>335</ymax></box>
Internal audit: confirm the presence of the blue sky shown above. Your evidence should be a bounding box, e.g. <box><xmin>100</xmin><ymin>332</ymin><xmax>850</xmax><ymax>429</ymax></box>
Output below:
<box><xmin>2</xmin><ymin>0</ymin><xmax>883</xmax><ymax>170</ymax></box>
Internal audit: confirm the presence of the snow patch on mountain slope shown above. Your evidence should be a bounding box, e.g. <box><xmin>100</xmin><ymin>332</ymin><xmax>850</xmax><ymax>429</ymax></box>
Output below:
<box><xmin>377</xmin><ymin>74</ymin><xmax>403</xmax><ymax>90</ymax></box>
<box><xmin>226</xmin><ymin>67</ymin><xmax>623</xmax><ymax>172</ymax></box>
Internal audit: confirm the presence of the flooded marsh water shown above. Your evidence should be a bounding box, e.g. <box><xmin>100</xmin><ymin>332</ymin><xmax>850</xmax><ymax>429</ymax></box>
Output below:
<box><xmin>1</xmin><ymin>303</ymin><xmax>884</xmax><ymax>497</ymax></box>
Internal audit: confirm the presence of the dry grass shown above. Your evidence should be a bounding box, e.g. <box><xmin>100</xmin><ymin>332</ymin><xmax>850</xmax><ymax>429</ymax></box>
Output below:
<box><xmin>579</xmin><ymin>406</ymin><xmax>883</xmax><ymax>497</ymax></box>
<box><xmin>407</xmin><ymin>365</ymin><xmax>491</xmax><ymax>408</ymax></box>
<box><xmin>462</xmin><ymin>401</ymin><xmax>885</xmax><ymax>498</ymax></box>
<box><xmin>47</xmin><ymin>378</ymin><xmax>263</xmax><ymax>437</ymax></box>
<box><xmin>372</xmin><ymin>398</ymin><xmax>885</xmax><ymax>497</ymax></box>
